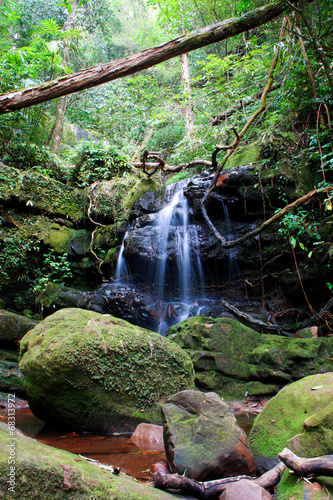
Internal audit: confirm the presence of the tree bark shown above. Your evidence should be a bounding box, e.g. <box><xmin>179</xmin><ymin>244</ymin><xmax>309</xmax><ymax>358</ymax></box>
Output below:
<box><xmin>50</xmin><ymin>0</ymin><xmax>77</xmax><ymax>155</ymax></box>
<box><xmin>0</xmin><ymin>1</ymin><xmax>294</xmax><ymax>114</ymax></box>
<box><xmin>279</xmin><ymin>448</ymin><xmax>333</xmax><ymax>477</ymax></box>
<box><xmin>180</xmin><ymin>52</ymin><xmax>194</xmax><ymax>138</ymax></box>
<box><xmin>153</xmin><ymin>461</ymin><xmax>286</xmax><ymax>498</ymax></box>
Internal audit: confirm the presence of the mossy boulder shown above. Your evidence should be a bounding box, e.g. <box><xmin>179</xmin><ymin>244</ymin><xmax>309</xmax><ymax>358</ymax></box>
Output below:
<box><xmin>0</xmin><ymin>310</ymin><xmax>37</xmax><ymax>346</ymax></box>
<box><xmin>0</xmin><ymin>164</ymin><xmax>82</xmax><ymax>220</ymax></box>
<box><xmin>167</xmin><ymin>316</ymin><xmax>333</xmax><ymax>399</ymax></box>
<box><xmin>162</xmin><ymin>390</ymin><xmax>256</xmax><ymax>481</ymax></box>
<box><xmin>0</xmin><ymin>422</ymin><xmax>180</xmax><ymax>500</ymax></box>
<box><xmin>87</xmin><ymin>176</ymin><xmax>158</xmax><ymax>224</ymax></box>
<box><xmin>19</xmin><ymin>308</ymin><xmax>195</xmax><ymax>433</ymax></box>
<box><xmin>35</xmin><ymin>218</ymin><xmax>91</xmax><ymax>255</ymax></box>
<box><xmin>249</xmin><ymin>373</ymin><xmax>333</xmax><ymax>468</ymax></box>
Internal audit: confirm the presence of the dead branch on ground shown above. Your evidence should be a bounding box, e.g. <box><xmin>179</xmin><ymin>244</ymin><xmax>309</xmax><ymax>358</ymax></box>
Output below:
<box><xmin>279</xmin><ymin>448</ymin><xmax>333</xmax><ymax>478</ymax></box>
<box><xmin>153</xmin><ymin>461</ymin><xmax>285</xmax><ymax>498</ymax></box>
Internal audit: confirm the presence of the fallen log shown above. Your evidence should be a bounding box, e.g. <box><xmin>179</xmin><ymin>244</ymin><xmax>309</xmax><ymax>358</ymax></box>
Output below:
<box><xmin>0</xmin><ymin>2</ymin><xmax>296</xmax><ymax>114</ymax></box>
<box><xmin>220</xmin><ymin>296</ymin><xmax>333</xmax><ymax>335</ymax></box>
<box><xmin>279</xmin><ymin>448</ymin><xmax>333</xmax><ymax>478</ymax></box>
<box><xmin>153</xmin><ymin>461</ymin><xmax>286</xmax><ymax>498</ymax></box>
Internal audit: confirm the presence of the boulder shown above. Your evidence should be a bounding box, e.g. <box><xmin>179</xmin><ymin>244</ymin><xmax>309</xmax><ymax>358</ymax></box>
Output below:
<box><xmin>19</xmin><ymin>308</ymin><xmax>195</xmax><ymax>434</ymax></box>
<box><xmin>167</xmin><ymin>317</ymin><xmax>333</xmax><ymax>399</ymax></box>
<box><xmin>130</xmin><ymin>423</ymin><xmax>164</xmax><ymax>451</ymax></box>
<box><xmin>161</xmin><ymin>390</ymin><xmax>256</xmax><ymax>481</ymax></box>
<box><xmin>0</xmin><ymin>310</ymin><xmax>37</xmax><ymax>346</ymax></box>
<box><xmin>249</xmin><ymin>373</ymin><xmax>333</xmax><ymax>471</ymax></box>
<box><xmin>0</xmin><ymin>422</ymin><xmax>181</xmax><ymax>500</ymax></box>
<box><xmin>219</xmin><ymin>479</ymin><xmax>272</xmax><ymax>500</ymax></box>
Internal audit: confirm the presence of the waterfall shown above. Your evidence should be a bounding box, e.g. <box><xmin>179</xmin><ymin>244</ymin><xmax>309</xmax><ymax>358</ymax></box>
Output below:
<box><xmin>114</xmin><ymin>230</ymin><xmax>130</xmax><ymax>285</ymax></box>
<box><xmin>152</xmin><ymin>181</ymin><xmax>205</xmax><ymax>334</ymax></box>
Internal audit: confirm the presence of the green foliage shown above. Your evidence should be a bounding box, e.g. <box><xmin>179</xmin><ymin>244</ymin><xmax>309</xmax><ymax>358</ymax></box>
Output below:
<box><xmin>69</xmin><ymin>140</ymin><xmax>132</xmax><ymax>186</ymax></box>
<box><xmin>33</xmin><ymin>249</ymin><xmax>73</xmax><ymax>294</ymax></box>
<box><xmin>1</xmin><ymin>141</ymin><xmax>58</xmax><ymax>173</ymax></box>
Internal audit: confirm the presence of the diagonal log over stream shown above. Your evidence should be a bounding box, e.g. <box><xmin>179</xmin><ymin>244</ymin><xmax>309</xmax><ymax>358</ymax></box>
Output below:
<box><xmin>0</xmin><ymin>1</ymin><xmax>298</xmax><ymax>114</ymax></box>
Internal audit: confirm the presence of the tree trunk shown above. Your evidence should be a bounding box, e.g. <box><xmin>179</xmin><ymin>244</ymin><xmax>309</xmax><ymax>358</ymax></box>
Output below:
<box><xmin>50</xmin><ymin>0</ymin><xmax>77</xmax><ymax>155</ymax></box>
<box><xmin>0</xmin><ymin>1</ymin><xmax>296</xmax><ymax>114</ymax></box>
<box><xmin>180</xmin><ymin>52</ymin><xmax>193</xmax><ymax>138</ymax></box>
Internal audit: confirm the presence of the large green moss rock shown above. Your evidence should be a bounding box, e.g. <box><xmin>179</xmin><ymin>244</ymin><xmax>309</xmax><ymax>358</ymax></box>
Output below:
<box><xmin>0</xmin><ymin>164</ymin><xmax>82</xmax><ymax>220</ymax></box>
<box><xmin>167</xmin><ymin>317</ymin><xmax>333</xmax><ymax>399</ymax></box>
<box><xmin>249</xmin><ymin>373</ymin><xmax>333</xmax><ymax>465</ymax></box>
<box><xmin>19</xmin><ymin>308</ymin><xmax>194</xmax><ymax>433</ymax></box>
<box><xmin>0</xmin><ymin>422</ymin><xmax>180</xmax><ymax>500</ymax></box>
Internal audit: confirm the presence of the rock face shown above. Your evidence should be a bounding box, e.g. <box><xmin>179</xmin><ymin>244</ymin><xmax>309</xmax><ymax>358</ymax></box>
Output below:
<box><xmin>0</xmin><ymin>422</ymin><xmax>180</xmax><ymax>500</ymax></box>
<box><xmin>161</xmin><ymin>390</ymin><xmax>256</xmax><ymax>481</ymax></box>
<box><xmin>167</xmin><ymin>316</ymin><xmax>333</xmax><ymax>399</ymax></box>
<box><xmin>19</xmin><ymin>308</ymin><xmax>195</xmax><ymax>434</ymax></box>
<box><xmin>249</xmin><ymin>373</ymin><xmax>333</xmax><ymax>471</ymax></box>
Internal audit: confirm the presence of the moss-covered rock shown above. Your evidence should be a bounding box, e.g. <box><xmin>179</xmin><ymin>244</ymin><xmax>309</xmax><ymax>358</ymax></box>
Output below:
<box><xmin>162</xmin><ymin>390</ymin><xmax>256</xmax><ymax>481</ymax></box>
<box><xmin>0</xmin><ymin>422</ymin><xmax>180</xmax><ymax>499</ymax></box>
<box><xmin>225</xmin><ymin>142</ymin><xmax>261</xmax><ymax>170</ymax></box>
<box><xmin>167</xmin><ymin>317</ymin><xmax>333</xmax><ymax>399</ymax></box>
<box><xmin>35</xmin><ymin>218</ymin><xmax>91</xmax><ymax>255</ymax></box>
<box><xmin>0</xmin><ymin>164</ymin><xmax>83</xmax><ymax>220</ymax></box>
<box><xmin>87</xmin><ymin>176</ymin><xmax>158</xmax><ymax>224</ymax></box>
<box><xmin>277</xmin><ymin>467</ymin><xmax>333</xmax><ymax>499</ymax></box>
<box><xmin>0</xmin><ymin>310</ymin><xmax>37</xmax><ymax>345</ymax></box>
<box><xmin>19</xmin><ymin>308</ymin><xmax>195</xmax><ymax>433</ymax></box>
<box><xmin>249</xmin><ymin>373</ymin><xmax>333</xmax><ymax>464</ymax></box>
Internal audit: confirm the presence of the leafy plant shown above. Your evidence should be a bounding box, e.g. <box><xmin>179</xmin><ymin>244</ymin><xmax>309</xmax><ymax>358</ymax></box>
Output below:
<box><xmin>33</xmin><ymin>249</ymin><xmax>73</xmax><ymax>294</ymax></box>
<box><xmin>69</xmin><ymin>141</ymin><xmax>132</xmax><ymax>186</ymax></box>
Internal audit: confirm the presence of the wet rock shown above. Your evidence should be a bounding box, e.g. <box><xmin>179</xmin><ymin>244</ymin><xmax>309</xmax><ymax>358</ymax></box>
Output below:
<box><xmin>0</xmin><ymin>421</ymin><xmax>180</xmax><ymax>500</ymax></box>
<box><xmin>36</xmin><ymin>283</ymin><xmax>89</xmax><ymax>311</ymax></box>
<box><xmin>130</xmin><ymin>423</ymin><xmax>164</xmax><ymax>451</ymax></box>
<box><xmin>19</xmin><ymin>308</ymin><xmax>195</xmax><ymax>434</ymax></box>
<box><xmin>219</xmin><ymin>479</ymin><xmax>272</xmax><ymax>499</ymax></box>
<box><xmin>0</xmin><ymin>310</ymin><xmax>37</xmax><ymax>346</ymax></box>
<box><xmin>249</xmin><ymin>373</ymin><xmax>333</xmax><ymax>472</ymax></box>
<box><xmin>162</xmin><ymin>390</ymin><xmax>256</xmax><ymax>481</ymax></box>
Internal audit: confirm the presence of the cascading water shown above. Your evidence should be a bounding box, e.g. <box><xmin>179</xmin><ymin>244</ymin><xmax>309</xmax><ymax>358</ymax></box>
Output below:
<box><xmin>151</xmin><ymin>180</ymin><xmax>205</xmax><ymax>334</ymax></box>
<box><xmin>114</xmin><ymin>230</ymin><xmax>130</xmax><ymax>285</ymax></box>
<box><xmin>109</xmin><ymin>179</ymin><xmax>241</xmax><ymax>334</ymax></box>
